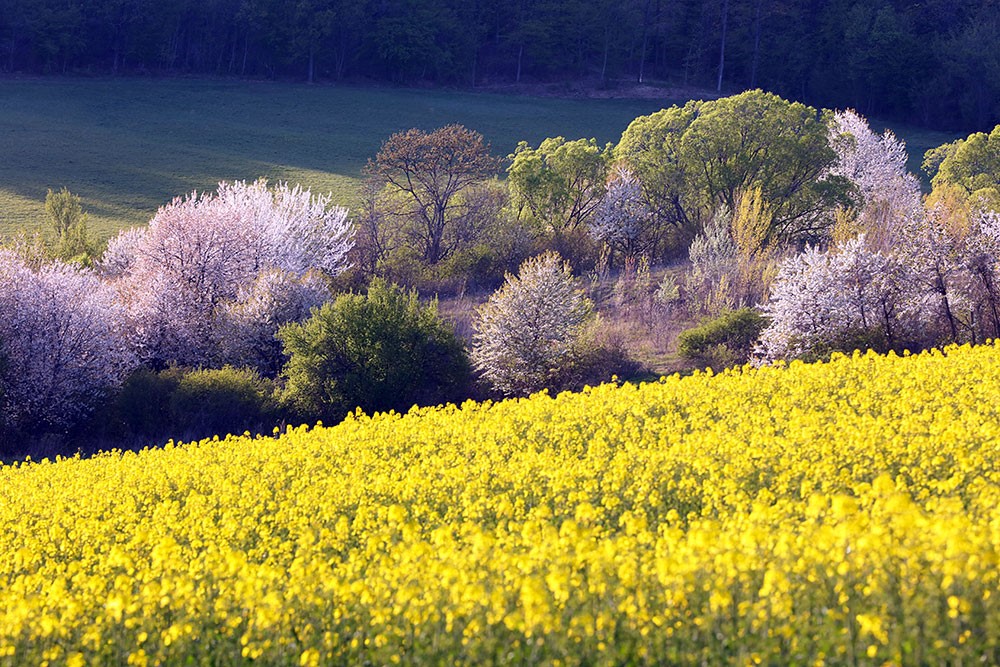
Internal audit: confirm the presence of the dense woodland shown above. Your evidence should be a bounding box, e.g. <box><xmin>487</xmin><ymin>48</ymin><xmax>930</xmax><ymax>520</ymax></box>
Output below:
<box><xmin>1</xmin><ymin>0</ymin><xmax>998</xmax><ymax>130</ymax></box>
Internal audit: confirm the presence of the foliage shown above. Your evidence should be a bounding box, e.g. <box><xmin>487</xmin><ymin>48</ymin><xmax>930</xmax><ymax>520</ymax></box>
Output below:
<box><xmin>0</xmin><ymin>250</ymin><xmax>135</xmax><ymax>433</ymax></box>
<box><xmin>472</xmin><ymin>252</ymin><xmax>593</xmax><ymax>396</ymax></box>
<box><xmin>677</xmin><ymin>308</ymin><xmax>768</xmax><ymax>369</ymax></box>
<box><xmin>506</xmin><ymin>136</ymin><xmax>612</xmax><ymax>262</ymax></box>
<box><xmin>44</xmin><ymin>187</ymin><xmax>99</xmax><ymax>266</ymax></box>
<box><xmin>45</xmin><ymin>187</ymin><xmax>85</xmax><ymax>239</ymax></box>
<box><xmin>357</xmin><ymin>179</ymin><xmax>520</xmax><ymax>292</ymax></box>
<box><xmin>105</xmin><ymin>366</ymin><xmax>279</xmax><ymax>441</ymax></box>
<box><xmin>364</xmin><ymin>125</ymin><xmax>500</xmax><ymax>266</ymax></box>
<box><xmin>614</xmin><ymin>99</ymin><xmax>703</xmax><ymax>237</ymax></box>
<box><xmin>617</xmin><ymin>90</ymin><xmax>851</xmax><ymax>247</ymax></box>
<box><xmin>169</xmin><ymin>367</ymin><xmax>279</xmax><ymax>440</ymax></box>
<box><xmin>924</xmin><ymin>124</ymin><xmax>1000</xmax><ymax>212</ymax></box>
<box><xmin>103</xmin><ymin>179</ymin><xmax>351</xmax><ymax>370</ymax></box>
<box><xmin>278</xmin><ymin>279</ymin><xmax>471</xmax><ymax>424</ymax></box>
<box><xmin>4</xmin><ymin>344</ymin><xmax>1000</xmax><ymax>663</ymax></box>
<box><xmin>4</xmin><ymin>0</ymin><xmax>998</xmax><ymax>130</ymax></box>
<box><xmin>104</xmin><ymin>368</ymin><xmax>186</xmax><ymax>440</ymax></box>
<box><xmin>686</xmin><ymin>206</ymin><xmax>738</xmax><ymax>316</ymax></box>
<box><xmin>214</xmin><ymin>270</ymin><xmax>330</xmax><ymax>377</ymax></box>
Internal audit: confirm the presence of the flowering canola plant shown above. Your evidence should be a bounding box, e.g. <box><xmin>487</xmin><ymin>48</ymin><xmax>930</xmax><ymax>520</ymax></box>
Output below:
<box><xmin>3</xmin><ymin>344</ymin><xmax>1000</xmax><ymax>665</ymax></box>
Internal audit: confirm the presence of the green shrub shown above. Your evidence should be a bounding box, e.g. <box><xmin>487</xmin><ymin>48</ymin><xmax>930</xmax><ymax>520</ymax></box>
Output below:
<box><xmin>106</xmin><ymin>367</ymin><xmax>185</xmax><ymax>439</ymax></box>
<box><xmin>107</xmin><ymin>366</ymin><xmax>278</xmax><ymax>441</ymax></box>
<box><xmin>677</xmin><ymin>308</ymin><xmax>769</xmax><ymax>369</ymax></box>
<box><xmin>170</xmin><ymin>366</ymin><xmax>278</xmax><ymax>438</ymax></box>
<box><xmin>278</xmin><ymin>279</ymin><xmax>472</xmax><ymax>424</ymax></box>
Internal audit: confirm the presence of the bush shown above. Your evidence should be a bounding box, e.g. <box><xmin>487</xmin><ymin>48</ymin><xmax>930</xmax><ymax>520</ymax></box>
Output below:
<box><xmin>278</xmin><ymin>279</ymin><xmax>472</xmax><ymax>424</ymax></box>
<box><xmin>170</xmin><ymin>366</ymin><xmax>278</xmax><ymax>439</ymax></box>
<box><xmin>106</xmin><ymin>366</ymin><xmax>278</xmax><ymax>442</ymax></box>
<box><xmin>105</xmin><ymin>367</ymin><xmax>185</xmax><ymax>439</ymax></box>
<box><xmin>678</xmin><ymin>308</ymin><xmax>769</xmax><ymax>369</ymax></box>
<box><xmin>557</xmin><ymin>337</ymin><xmax>648</xmax><ymax>390</ymax></box>
<box><xmin>472</xmin><ymin>252</ymin><xmax>594</xmax><ymax>396</ymax></box>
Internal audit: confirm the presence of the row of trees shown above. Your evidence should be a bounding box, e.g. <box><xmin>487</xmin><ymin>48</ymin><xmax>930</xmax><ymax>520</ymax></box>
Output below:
<box><xmin>357</xmin><ymin>90</ymin><xmax>852</xmax><ymax>288</ymax></box>
<box><xmin>4</xmin><ymin>92</ymin><xmax>1000</xmax><ymax>452</ymax></box>
<box><xmin>2</xmin><ymin>0</ymin><xmax>998</xmax><ymax>129</ymax></box>
<box><xmin>687</xmin><ymin>113</ymin><xmax>1000</xmax><ymax>365</ymax></box>
<box><xmin>0</xmin><ymin>178</ymin><xmax>621</xmax><ymax>450</ymax></box>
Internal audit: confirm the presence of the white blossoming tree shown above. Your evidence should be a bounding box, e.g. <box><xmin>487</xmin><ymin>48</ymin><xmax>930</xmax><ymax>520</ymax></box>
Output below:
<box><xmin>589</xmin><ymin>166</ymin><xmax>657</xmax><ymax>264</ymax></box>
<box><xmin>472</xmin><ymin>252</ymin><xmax>593</xmax><ymax>396</ymax></box>
<box><xmin>103</xmin><ymin>179</ymin><xmax>353</xmax><ymax>371</ymax></box>
<box><xmin>755</xmin><ymin>236</ymin><xmax>916</xmax><ymax>362</ymax></box>
<box><xmin>828</xmin><ymin>109</ymin><xmax>922</xmax><ymax>247</ymax></box>
<box><xmin>0</xmin><ymin>251</ymin><xmax>135</xmax><ymax>432</ymax></box>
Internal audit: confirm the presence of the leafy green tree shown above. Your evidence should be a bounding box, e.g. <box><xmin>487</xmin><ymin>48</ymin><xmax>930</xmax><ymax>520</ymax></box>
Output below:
<box><xmin>617</xmin><ymin>90</ymin><xmax>850</xmax><ymax>247</ymax></box>
<box><xmin>615</xmin><ymin>99</ymin><xmax>703</xmax><ymax>234</ymax></box>
<box><xmin>507</xmin><ymin>136</ymin><xmax>613</xmax><ymax>260</ymax></box>
<box><xmin>278</xmin><ymin>279</ymin><xmax>471</xmax><ymax>424</ymax></box>
<box><xmin>45</xmin><ymin>187</ymin><xmax>97</xmax><ymax>266</ymax></box>
<box><xmin>45</xmin><ymin>186</ymin><xmax>84</xmax><ymax>238</ymax></box>
<box><xmin>677</xmin><ymin>307</ymin><xmax>768</xmax><ymax>369</ymax></box>
<box><xmin>924</xmin><ymin>125</ymin><xmax>1000</xmax><ymax>212</ymax></box>
<box><xmin>170</xmin><ymin>366</ymin><xmax>278</xmax><ymax>438</ymax></box>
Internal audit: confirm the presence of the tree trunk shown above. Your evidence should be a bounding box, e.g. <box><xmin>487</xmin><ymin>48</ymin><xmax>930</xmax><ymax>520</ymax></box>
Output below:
<box><xmin>242</xmin><ymin>33</ymin><xmax>249</xmax><ymax>76</ymax></box>
<box><xmin>717</xmin><ymin>0</ymin><xmax>729</xmax><ymax>92</ymax></box>
<box><xmin>750</xmin><ymin>0</ymin><xmax>762</xmax><ymax>88</ymax></box>
<box><xmin>638</xmin><ymin>0</ymin><xmax>652</xmax><ymax>83</ymax></box>
<box><xmin>601</xmin><ymin>22</ymin><xmax>610</xmax><ymax>81</ymax></box>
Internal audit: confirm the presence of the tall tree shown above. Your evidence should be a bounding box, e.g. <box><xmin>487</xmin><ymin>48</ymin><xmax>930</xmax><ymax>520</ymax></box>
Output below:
<box><xmin>618</xmin><ymin>90</ymin><xmax>850</xmax><ymax>245</ymax></box>
<box><xmin>507</xmin><ymin>137</ymin><xmax>613</xmax><ymax>259</ymax></box>
<box><xmin>365</xmin><ymin>125</ymin><xmax>499</xmax><ymax>265</ymax></box>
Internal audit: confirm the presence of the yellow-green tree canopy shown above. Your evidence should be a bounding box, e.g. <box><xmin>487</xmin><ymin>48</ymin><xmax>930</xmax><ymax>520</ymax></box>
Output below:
<box><xmin>616</xmin><ymin>90</ymin><xmax>851</xmax><ymax>244</ymax></box>
<box><xmin>923</xmin><ymin>125</ymin><xmax>1000</xmax><ymax>212</ymax></box>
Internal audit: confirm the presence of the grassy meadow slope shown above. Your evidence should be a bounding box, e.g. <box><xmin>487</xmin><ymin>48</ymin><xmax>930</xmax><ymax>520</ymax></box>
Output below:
<box><xmin>1</xmin><ymin>343</ymin><xmax>999</xmax><ymax>664</ymax></box>
<box><xmin>0</xmin><ymin>78</ymin><xmax>673</xmax><ymax>241</ymax></box>
<box><xmin>0</xmin><ymin>78</ymin><xmax>960</xmax><ymax>244</ymax></box>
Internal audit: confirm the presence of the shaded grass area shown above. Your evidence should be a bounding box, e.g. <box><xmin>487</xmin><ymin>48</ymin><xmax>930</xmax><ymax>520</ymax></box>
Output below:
<box><xmin>0</xmin><ymin>78</ymin><xmax>962</xmax><ymax>243</ymax></box>
<box><xmin>0</xmin><ymin>78</ymin><xmax>675</xmax><ymax>242</ymax></box>
<box><xmin>868</xmin><ymin>119</ymin><xmax>962</xmax><ymax>187</ymax></box>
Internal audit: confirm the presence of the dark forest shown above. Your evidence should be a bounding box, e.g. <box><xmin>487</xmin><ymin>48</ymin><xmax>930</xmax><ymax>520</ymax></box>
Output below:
<box><xmin>2</xmin><ymin>0</ymin><xmax>998</xmax><ymax>130</ymax></box>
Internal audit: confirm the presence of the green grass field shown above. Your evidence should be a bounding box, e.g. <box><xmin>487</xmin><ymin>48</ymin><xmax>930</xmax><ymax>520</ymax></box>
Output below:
<box><xmin>0</xmin><ymin>78</ymin><xmax>961</xmax><ymax>243</ymax></box>
<box><xmin>0</xmin><ymin>78</ymin><xmax>677</xmax><ymax>242</ymax></box>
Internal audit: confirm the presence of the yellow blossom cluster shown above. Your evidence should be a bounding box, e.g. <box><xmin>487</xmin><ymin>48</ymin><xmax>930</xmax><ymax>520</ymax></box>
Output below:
<box><xmin>2</xmin><ymin>344</ymin><xmax>1000</xmax><ymax>665</ymax></box>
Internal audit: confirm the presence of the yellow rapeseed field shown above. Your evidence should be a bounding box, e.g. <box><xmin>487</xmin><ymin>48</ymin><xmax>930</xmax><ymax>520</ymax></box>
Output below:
<box><xmin>2</xmin><ymin>344</ymin><xmax>1000</xmax><ymax>665</ymax></box>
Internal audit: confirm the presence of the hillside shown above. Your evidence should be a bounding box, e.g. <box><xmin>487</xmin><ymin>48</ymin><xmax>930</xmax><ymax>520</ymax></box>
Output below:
<box><xmin>0</xmin><ymin>78</ymin><xmax>957</xmax><ymax>242</ymax></box>
<box><xmin>0</xmin><ymin>79</ymin><xmax>676</xmax><ymax>241</ymax></box>
<box><xmin>2</xmin><ymin>343</ymin><xmax>999</xmax><ymax>664</ymax></box>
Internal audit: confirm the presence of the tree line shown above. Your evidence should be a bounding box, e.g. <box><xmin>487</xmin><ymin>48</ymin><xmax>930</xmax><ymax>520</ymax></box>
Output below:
<box><xmin>3</xmin><ymin>90</ymin><xmax>1000</xmax><ymax>457</ymax></box>
<box><xmin>2</xmin><ymin>0</ymin><xmax>998</xmax><ymax>130</ymax></box>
